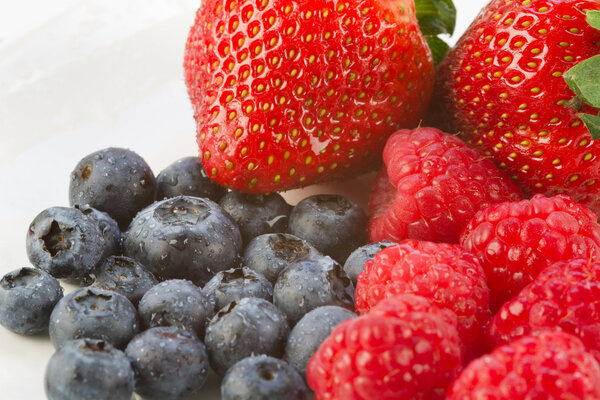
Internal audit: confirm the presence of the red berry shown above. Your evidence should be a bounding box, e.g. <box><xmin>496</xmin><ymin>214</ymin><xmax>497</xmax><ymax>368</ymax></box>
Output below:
<box><xmin>489</xmin><ymin>258</ymin><xmax>600</xmax><ymax>364</ymax></box>
<box><xmin>355</xmin><ymin>240</ymin><xmax>491</xmax><ymax>354</ymax></box>
<box><xmin>367</xmin><ymin>127</ymin><xmax>522</xmax><ymax>244</ymax></box>
<box><xmin>446</xmin><ymin>331</ymin><xmax>600</xmax><ymax>400</ymax></box>
<box><xmin>460</xmin><ymin>194</ymin><xmax>600</xmax><ymax>309</ymax></box>
<box><xmin>307</xmin><ymin>294</ymin><xmax>462</xmax><ymax>400</ymax></box>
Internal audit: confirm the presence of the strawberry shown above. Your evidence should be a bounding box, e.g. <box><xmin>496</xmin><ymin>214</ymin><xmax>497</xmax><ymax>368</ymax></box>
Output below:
<box><xmin>184</xmin><ymin>0</ymin><xmax>455</xmax><ymax>193</ymax></box>
<box><xmin>436</xmin><ymin>0</ymin><xmax>600</xmax><ymax>213</ymax></box>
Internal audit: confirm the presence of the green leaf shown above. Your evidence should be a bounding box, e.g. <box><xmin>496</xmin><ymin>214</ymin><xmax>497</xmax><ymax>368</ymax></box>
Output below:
<box><xmin>579</xmin><ymin>112</ymin><xmax>600</xmax><ymax>139</ymax></box>
<box><xmin>564</xmin><ymin>54</ymin><xmax>600</xmax><ymax>108</ymax></box>
<box><xmin>426</xmin><ymin>36</ymin><xmax>451</xmax><ymax>65</ymax></box>
<box><xmin>587</xmin><ymin>10</ymin><xmax>600</xmax><ymax>30</ymax></box>
<box><xmin>414</xmin><ymin>0</ymin><xmax>456</xmax><ymax>36</ymax></box>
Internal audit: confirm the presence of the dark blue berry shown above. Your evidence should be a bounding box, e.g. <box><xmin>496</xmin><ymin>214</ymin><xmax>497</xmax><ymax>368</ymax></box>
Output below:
<box><xmin>91</xmin><ymin>255</ymin><xmax>157</xmax><ymax>305</ymax></box>
<box><xmin>221</xmin><ymin>355</ymin><xmax>309</xmax><ymax>400</ymax></box>
<box><xmin>49</xmin><ymin>287</ymin><xmax>139</xmax><ymax>349</ymax></box>
<box><xmin>123</xmin><ymin>195</ymin><xmax>242</xmax><ymax>285</ymax></box>
<box><xmin>243</xmin><ymin>233</ymin><xmax>321</xmax><ymax>283</ymax></box>
<box><xmin>205</xmin><ymin>297</ymin><xmax>289</xmax><ymax>376</ymax></box>
<box><xmin>287</xmin><ymin>194</ymin><xmax>367</xmax><ymax>263</ymax></box>
<box><xmin>44</xmin><ymin>339</ymin><xmax>134</xmax><ymax>400</ymax></box>
<box><xmin>155</xmin><ymin>156</ymin><xmax>226</xmax><ymax>201</ymax></box>
<box><xmin>73</xmin><ymin>204</ymin><xmax>121</xmax><ymax>258</ymax></box>
<box><xmin>138</xmin><ymin>279</ymin><xmax>213</xmax><ymax>338</ymax></box>
<box><xmin>343</xmin><ymin>241</ymin><xmax>396</xmax><ymax>285</ymax></box>
<box><xmin>219</xmin><ymin>191</ymin><xmax>291</xmax><ymax>243</ymax></box>
<box><xmin>273</xmin><ymin>256</ymin><xmax>354</xmax><ymax>324</ymax></box>
<box><xmin>69</xmin><ymin>147</ymin><xmax>156</xmax><ymax>228</ymax></box>
<box><xmin>125</xmin><ymin>326</ymin><xmax>209</xmax><ymax>400</ymax></box>
<box><xmin>203</xmin><ymin>267</ymin><xmax>273</xmax><ymax>311</ymax></box>
<box><xmin>0</xmin><ymin>267</ymin><xmax>63</xmax><ymax>335</ymax></box>
<box><xmin>284</xmin><ymin>306</ymin><xmax>356</xmax><ymax>377</ymax></box>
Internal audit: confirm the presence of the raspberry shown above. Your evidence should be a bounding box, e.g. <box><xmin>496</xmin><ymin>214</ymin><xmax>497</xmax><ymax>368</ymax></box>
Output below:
<box><xmin>306</xmin><ymin>294</ymin><xmax>462</xmax><ymax>400</ymax></box>
<box><xmin>460</xmin><ymin>194</ymin><xmax>600</xmax><ymax>309</ymax></box>
<box><xmin>355</xmin><ymin>240</ymin><xmax>491</xmax><ymax>355</ymax></box>
<box><xmin>489</xmin><ymin>258</ymin><xmax>600</xmax><ymax>363</ymax></box>
<box><xmin>367</xmin><ymin>127</ymin><xmax>522</xmax><ymax>244</ymax></box>
<box><xmin>446</xmin><ymin>331</ymin><xmax>600</xmax><ymax>400</ymax></box>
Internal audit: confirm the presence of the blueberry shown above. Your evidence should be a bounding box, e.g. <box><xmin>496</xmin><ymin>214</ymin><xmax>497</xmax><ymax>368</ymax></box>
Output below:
<box><xmin>273</xmin><ymin>256</ymin><xmax>354</xmax><ymax>324</ymax></box>
<box><xmin>73</xmin><ymin>204</ymin><xmax>121</xmax><ymax>258</ymax></box>
<box><xmin>123</xmin><ymin>195</ymin><xmax>242</xmax><ymax>285</ymax></box>
<box><xmin>156</xmin><ymin>156</ymin><xmax>226</xmax><ymax>201</ymax></box>
<box><xmin>125</xmin><ymin>326</ymin><xmax>209</xmax><ymax>400</ymax></box>
<box><xmin>343</xmin><ymin>241</ymin><xmax>396</xmax><ymax>285</ymax></box>
<box><xmin>45</xmin><ymin>339</ymin><xmax>134</xmax><ymax>400</ymax></box>
<box><xmin>205</xmin><ymin>297</ymin><xmax>289</xmax><ymax>376</ymax></box>
<box><xmin>221</xmin><ymin>355</ymin><xmax>309</xmax><ymax>400</ymax></box>
<box><xmin>284</xmin><ymin>306</ymin><xmax>357</xmax><ymax>377</ymax></box>
<box><xmin>138</xmin><ymin>279</ymin><xmax>213</xmax><ymax>339</ymax></box>
<box><xmin>203</xmin><ymin>267</ymin><xmax>273</xmax><ymax>311</ymax></box>
<box><xmin>287</xmin><ymin>194</ymin><xmax>367</xmax><ymax>263</ymax></box>
<box><xmin>49</xmin><ymin>287</ymin><xmax>139</xmax><ymax>349</ymax></box>
<box><xmin>219</xmin><ymin>191</ymin><xmax>291</xmax><ymax>243</ymax></box>
<box><xmin>69</xmin><ymin>147</ymin><xmax>156</xmax><ymax>228</ymax></box>
<box><xmin>26</xmin><ymin>206</ymin><xmax>117</xmax><ymax>280</ymax></box>
<box><xmin>0</xmin><ymin>267</ymin><xmax>63</xmax><ymax>335</ymax></box>
<box><xmin>91</xmin><ymin>256</ymin><xmax>157</xmax><ymax>305</ymax></box>
<box><xmin>243</xmin><ymin>233</ymin><xmax>322</xmax><ymax>283</ymax></box>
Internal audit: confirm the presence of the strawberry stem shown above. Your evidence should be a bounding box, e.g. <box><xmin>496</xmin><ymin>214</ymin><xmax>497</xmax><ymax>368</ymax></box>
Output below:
<box><xmin>414</xmin><ymin>0</ymin><xmax>456</xmax><ymax>65</ymax></box>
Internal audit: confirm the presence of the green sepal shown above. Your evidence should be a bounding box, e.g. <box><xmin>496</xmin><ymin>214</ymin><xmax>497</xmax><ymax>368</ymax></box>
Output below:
<box><xmin>579</xmin><ymin>112</ymin><xmax>600</xmax><ymax>140</ymax></box>
<box><xmin>586</xmin><ymin>10</ymin><xmax>600</xmax><ymax>30</ymax></box>
<box><xmin>564</xmin><ymin>54</ymin><xmax>600</xmax><ymax>108</ymax></box>
<box><xmin>414</xmin><ymin>0</ymin><xmax>456</xmax><ymax>66</ymax></box>
<box><xmin>426</xmin><ymin>36</ymin><xmax>451</xmax><ymax>65</ymax></box>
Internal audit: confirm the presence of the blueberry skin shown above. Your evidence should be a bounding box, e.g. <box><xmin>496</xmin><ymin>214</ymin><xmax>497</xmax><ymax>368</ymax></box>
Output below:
<box><xmin>91</xmin><ymin>255</ymin><xmax>158</xmax><ymax>305</ymax></box>
<box><xmin>156</xmin><ymin>156</ymin><xmax>227</xmax><ymax>201</ymax></box>
<box><xmin>45</xmin><ymin>339</ymin><xmax>134</xmax><ymax>400</ymax></box>
<box><xmin>203</xmin><ymin>267</ymin><xmax>273</xmax><ymax>311</ymax></box>
<box><xmin>284</xmin><ymin>306</ymin><xmax>357</xmax><ymax>378</ymax></box>
<box><xmin>0</xmin><ymin>267</ymin><xmax>63</xmax><ymax>335</ymax></box>
<box><xmin>26</xmin><ymin>207</ymin><xmax>116</xmax><ymax>280</ymax></box>
<box><xmin>74</xmin><ymin>204</ymin><xmax>121</xmax><ymax>256</ymax></box>
<box><xmin>205</xmin><ymin>297</ymin><xmax>290</xmax><ymax>376</ymax></box>
<box><xmin>49</xmin><ymin>287</ymin><xmax>139</xmax><ymax>350</ymax></box>
<box><xmin>243</xmin><ymin>233</ymin><xmax>322</xmax><ymax>283</ymax></box>
<box><xmin>287</xmin><ymin>194</ymin><xmax>367</xmax><ymax>263</ymax></box>
<box><xmin>221</xmin><ymin>355</ymin><xmax>309</xmax><ymax>400</ymax></box>
<box><xmin>219</xmin><ymin>191</ymin><xmax>291</xmax><ymax>243</ymax></box>
<box><xmin>69</xmin><ymin>147</ymin><xmax>156</xmax><ymax>229</ymax></box>
<box><xmin>125</xmin><ymin>326</ymin><xmax>209</xmax><ymax>400</ymax></box>
<box><xmin>138</xmin><ymin>279</ymin><xmax>214</xmax><ymax>339</ymax></box>
<box><xmin>123</xmin><ymin>195</ymin><xmax>242</xmax><ymax>286</ymax></box>
<box><xmin>343</xmin><ymin>241</ymin><xmax>396</xmax><ymax>285</ymax></box>
<box><xmin>274</xmin><ymin>256</ymin><xmax>355</xmax><ymax>325</ymax></box>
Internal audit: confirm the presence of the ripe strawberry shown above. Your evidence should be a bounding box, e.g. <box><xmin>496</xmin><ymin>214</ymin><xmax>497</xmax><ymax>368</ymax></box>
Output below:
<box><xmin>437</xmin><ymin>0</ymin><xmax>600</xmax><ymax>213</ymax></box>
<box><xmin>184</xmin><ymin>0</ymin><xmax>450</xmax><ymax>193</ymax></box>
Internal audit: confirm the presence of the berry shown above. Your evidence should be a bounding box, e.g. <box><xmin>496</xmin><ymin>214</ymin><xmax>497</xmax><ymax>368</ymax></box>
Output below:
<box><xmin>284</xmin><ymin>305</ymin><xmax>356</xmax><ymax>378</ymax></box>
<box><xmin>243</xmin><ymin>233</ymin><xmax>321</xmax><ymax>283</ymax></box>
<box><xmin>125</xmin><ymin>326</ymin><xmax>209</xmax><ymax>400</ymax></box>
<box><xmin>203</xmin><ymin>266</ymin><xmax>273</xmax><ymax>311</ymax></box>
<box><xmin>73</xmin><ymin>204</ymin><xmax>121</xmax><ymax>261</ymax></box>
<box><xmin>205</xmin><ymin>297</ymin><xmax>289</xmax><ymax>376</ymax></box>
<box><xmin>44</xmin><ymin>339</ymin><xmax>134</xmax><ymax>400</ymax></box>
<box><xmin>367</xmin><ymin>127</ymin><xmax>522</xmax><ymax>244</ymax></box>
<box><xmin>343</xmin><ymin>241</ymin><xmax>395</xmax><ymax>286</ymax></box>
<box><xmin>288</xmin><ymin>194</ymin><xmax>367</xmax><ymax>263</ymax></box>
<box><xmin>355</xmin><ymin>240</ymin><xmax>491</xmax><ymax>353</ymax></box>
<box><xmin>123</xmin><ymin>195</ymin><xmax>242</xmax><ymax>285</ymax></box>
<box><xmin>49</xmin><ymin>287</ymin><xmax>139</xmax><ymax>350</ymax></box>
<box><xmin>446</xmin><ymin>331</ymin><xmax>600</xmax><ymax>400</ymax></box>
<box><xmin>307</xmin><ymin>294</ymin><xmax>462</xmax><ymax>400</ymax></box>
<box><xmin>155</xmin><ymin>156</ymin><xmax>227</xmax><ymax>201</ymax></box>
<box><xmin>489</xmin><ymin>258</ymin><xmax>600</xmax><ymax>363</ymax></box>
<box><xmin>274</xmin><ymin>256</ymin><xmax>354</xmax><ymax>324</ymax></box>
<box><xmin>460</xmin><ymin>194</ymin><xmax>600</xmax><ymax>308</ymax></box>
<box><xmin>137</xmin><ymin>279</ymin><xmax>214</xmax><ymax>339</ymax></box>
<box><xmin>0</xmin><ymin>267</ymin><xmax>63</xmax><ymax>335</ymax></box>
<box><xmin>69</xmin><ymin>147</ymin><xmax>156</xmax><ymax>228</ymax></box>
<box><xmin>219</xmin><ymin>191</ymin><xmax>291</xmax><ymax>243</ymax></box>
<box><xmin>221</xmin><ymin>355</ymin><xmax>309</xmax><ymax>400</ymax></box>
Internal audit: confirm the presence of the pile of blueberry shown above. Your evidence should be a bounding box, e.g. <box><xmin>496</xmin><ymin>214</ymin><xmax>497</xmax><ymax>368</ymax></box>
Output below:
<box><xmin>0</xmin><ymin>147</ymin><xmax>390</xmax><ymax>400</ymax></box>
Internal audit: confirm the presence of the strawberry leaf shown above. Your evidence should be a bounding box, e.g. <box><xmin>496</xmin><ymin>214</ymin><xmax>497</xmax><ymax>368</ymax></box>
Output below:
<box><xmin>415</xmin><ymin>0</ymin><xmax>456</xmax><ymax>36</ymax></box>
<box><xmin>426</xmin><ymin>36</ymin><xmax>450</xmax><ymax>65</ymax></box>
<box><xmin>578</xmin><ymin>113</ymin><xmax>600</xmax><ymax>140</ymax></box>
<box><xmin>586</xmin><ymin>10</ymin><xmax>600</xmax><ymax>30</ymax></box>
<box><xmin>564</xmin><ymin>54</ymin><xmax>600</xmax><ymax>108</ymax></box>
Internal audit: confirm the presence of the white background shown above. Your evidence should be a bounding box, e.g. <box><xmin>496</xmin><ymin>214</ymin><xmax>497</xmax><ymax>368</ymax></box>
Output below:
<box><xmin>0</xmin><ymin>1</ymin><xmax>486</xmax><ymax>398</ymax></box>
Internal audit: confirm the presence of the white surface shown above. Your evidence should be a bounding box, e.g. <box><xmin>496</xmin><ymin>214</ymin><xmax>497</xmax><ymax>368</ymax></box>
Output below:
<box><xmin>0</xmin><ymin>1</ymin><xmax>486</xmax><ymax>398</ymax></box>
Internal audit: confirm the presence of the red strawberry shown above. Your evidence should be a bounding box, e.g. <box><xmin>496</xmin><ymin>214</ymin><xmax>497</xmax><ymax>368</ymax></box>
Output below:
<box><xmin>437</xmin><ymin>0</ymin><xmax>600</xmax><ymax>213</ymax></box>
<box><xmin>183</xmin><ymin>0</ymin><xmax>448</xmax><ymax>193</ymax></box>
